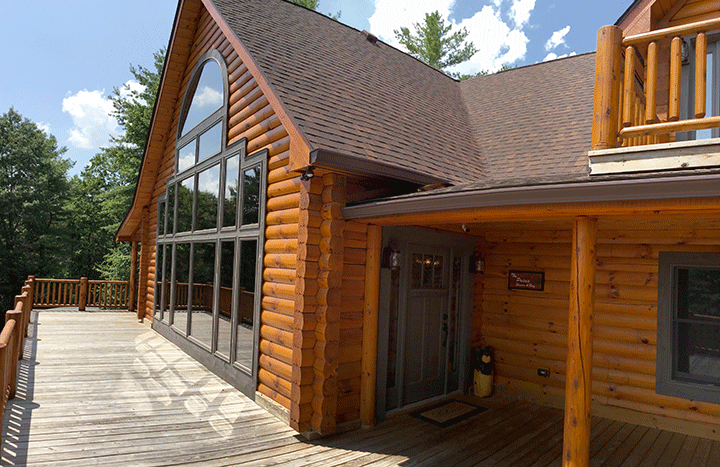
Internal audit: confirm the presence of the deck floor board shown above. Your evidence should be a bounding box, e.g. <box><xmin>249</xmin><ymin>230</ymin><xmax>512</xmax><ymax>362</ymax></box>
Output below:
<box><xmin>2</xmin><ymin>310</ymin><xmax>720</xmax><ymax>466</ymax></box>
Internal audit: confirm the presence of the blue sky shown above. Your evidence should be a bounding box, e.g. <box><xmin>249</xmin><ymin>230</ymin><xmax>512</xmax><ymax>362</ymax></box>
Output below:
<box><xmin>0</xmin><ymin>0</ymin><xmax>633</xmax><ymax>176</ymax></box>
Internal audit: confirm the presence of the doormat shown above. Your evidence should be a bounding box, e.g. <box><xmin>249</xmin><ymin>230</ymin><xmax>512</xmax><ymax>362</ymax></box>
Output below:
<box><xmin>410</xmin><ymin>400</ymin><xmax>487</xmax><ymax>428</ymax></box>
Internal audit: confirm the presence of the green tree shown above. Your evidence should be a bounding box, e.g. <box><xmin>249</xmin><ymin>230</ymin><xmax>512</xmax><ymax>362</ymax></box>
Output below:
<box><xmin>0</xmin><ymin>108</ymin><xmax>72</xmax><ymax>309</ymax></box>
<box><xmin>66</xmin><ymin>50</ymin><xmax>164</xmax><ymax>281</ymax></box>
<box><xmin>394</xmin><ymin>11</ymin><xmax>477</xmax><ymax>76</ymax></box>
<box><xmin>289</xmin><ymin>0</ymin><xmax>318</xmax><ymax>9</ymax></box>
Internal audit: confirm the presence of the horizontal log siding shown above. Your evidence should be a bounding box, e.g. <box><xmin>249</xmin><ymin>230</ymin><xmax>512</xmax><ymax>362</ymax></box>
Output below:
<box><xmin>478</xmin><ymin>226</ymin><xmax>720</xmax><ymax>428</ymax></box>
<box><xmin>338</xmin><ymin>220</ymin><xmax>367</xmax><ymax>425</ymax></box>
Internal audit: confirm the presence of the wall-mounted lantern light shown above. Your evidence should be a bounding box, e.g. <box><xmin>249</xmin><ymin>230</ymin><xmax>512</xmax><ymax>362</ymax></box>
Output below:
<box><xmin>382</xmin><ymin>246</ymin><xmax>402</xmax><ymax>271</ymax></box>
<box><xmin>470</xmin><ymin>255</ymin><xmax>485</xmax><ymax>274</ymax></box>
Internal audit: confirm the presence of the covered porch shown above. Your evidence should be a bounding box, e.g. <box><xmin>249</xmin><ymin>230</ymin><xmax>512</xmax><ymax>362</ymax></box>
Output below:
<box><xmin>2</xmin><ymin>308</ymin><xmax>719</xmax><ymax>466</ymax></box>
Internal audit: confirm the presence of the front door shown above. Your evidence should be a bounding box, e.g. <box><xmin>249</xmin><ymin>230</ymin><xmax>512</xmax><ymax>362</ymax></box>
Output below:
<box><xmin>403</xmin><ymin>244</ymin><xmax>450</xmax><ymax>404</ymax></box>
<box><xmin>376</xmin><ymin>227</ymin><xmax>474</xmax><ymax>418</ymax></box>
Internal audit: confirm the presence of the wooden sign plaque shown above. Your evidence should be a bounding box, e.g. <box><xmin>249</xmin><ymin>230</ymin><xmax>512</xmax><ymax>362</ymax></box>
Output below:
<box><xmin>508</xmin><ymin>270</ymin><xmax>545</xmax><ymax>291</ymax></box>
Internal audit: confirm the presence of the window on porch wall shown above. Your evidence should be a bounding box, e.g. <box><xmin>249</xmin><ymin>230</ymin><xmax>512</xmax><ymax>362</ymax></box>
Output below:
<box><xmin>657</xmin><ymin>252</ymin><xmax>720</xmax><ymax>404</ymax></box>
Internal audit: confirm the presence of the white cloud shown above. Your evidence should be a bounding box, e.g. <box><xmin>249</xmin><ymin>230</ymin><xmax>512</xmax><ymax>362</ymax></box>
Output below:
<box><xmin>62</xmin><ymin>89</ymin><xmax>118</xmax><ymax>149</ymax></box>
<box><xmin>369</xmin><ymin>0</ymin><xmax>536</xmax><ymax>74</ymax></box>
<box><xmin>36</xmin><ymin>122</ymin><xmax>51</xmax><ymax>134</ymax></box>
<box><xmin>545</xmin><ymin>26</ymin><xmax>570</xmax><ymax>51</ymax></box>
<box><xmin>510</xmin><ymin>0</ymin><xmax>535</xmax><ymax>27</ymax></box>
<box><xmin>194</xmin><ymin>86</ymin><xmax>223</xmax><ymax>108</ymax></box>
<box><xmin>119</xmin><ymin>79</ymin><xmax>146</xmax><ymax>100</ymax></box>
<box><xmin>543</xmin><ymin>51</ymin><xmax>577</xmax><ymax>62</ymax></box>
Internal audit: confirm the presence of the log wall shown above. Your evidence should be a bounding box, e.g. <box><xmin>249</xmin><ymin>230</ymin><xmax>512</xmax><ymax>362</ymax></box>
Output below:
<box><xmin>478</xmin><ymin>225</ymin><xmax>720</xmax><ymax>428</ymax></box>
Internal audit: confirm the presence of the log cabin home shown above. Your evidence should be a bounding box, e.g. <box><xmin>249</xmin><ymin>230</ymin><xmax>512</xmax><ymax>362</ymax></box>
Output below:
<box><xmin>116</xmin><ymin>0</ymin><xmax>720</xmax><ymax>464</ymax></box>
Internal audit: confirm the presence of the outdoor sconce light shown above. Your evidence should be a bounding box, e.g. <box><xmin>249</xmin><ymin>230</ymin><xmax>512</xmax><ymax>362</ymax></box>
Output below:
<box><xmin>299</xmin><ymin>166</ymin><xmax>315</xmax><ymax>181</ymax></box>
<box><xmin>470</xmin><ymin>255</ymin><xmax>485</xmax><ymax>274</ymax></box>
<box><xmin>382</xmin><ymin>246</ymin><xmax>402</xmax><ymax>271</ymax></box>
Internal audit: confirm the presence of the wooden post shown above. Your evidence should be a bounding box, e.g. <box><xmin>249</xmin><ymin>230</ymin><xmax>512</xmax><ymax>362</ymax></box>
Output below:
<box><xmin>591</xmin><ymin>26</ymin><xmax>623</xmax><ymax>150</ymax></box>
<box><xmin>695</xmin><ymin>33</ymin><xmax>707</xmax><ymax>119</ymax></box>
<box><xmin>622</xmin><ymin>46</ymin><xmax>635</xmax><ymax>128</ymax></box>
<box><xmin>361</xmin><ymin>224</ymin><xmax>382</xmax><ymax>427</ymax></box>
<box><xmin>669</xmin><ymin>37</ymin><xmax>682</xmax><ymax>121</ymax></box>
<box><xmin>563</xmin><ymin>217</ymin><xmax>597</xmax><ymax>467</ymax></box>
<box><xmin>645</xmin><ymin>42</ymin><xmax>658</xmax><ymax>124</ymax></box>
<box><xmin>21</xmin><ymin>285</ymin><xmax>31</xmax><ymax>338</ymax></box>
<box><xmin>79</xmin><ymin>277</ymin><xmax>88</xmax><ymax>312</ymax></box>
<box><xmin>5</xmin><ymin>310</ymin><xmax>22</xmax><ymax>399</ymax></box>
<box><xmin>129</xmin><ymin>241</ymin><xmax>138</xmax><ymax>313</ymax></box>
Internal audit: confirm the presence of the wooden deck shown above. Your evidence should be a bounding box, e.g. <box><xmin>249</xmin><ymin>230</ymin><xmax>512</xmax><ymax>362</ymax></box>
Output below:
<box><xmin>2</xmin><ymin>310</ymin><xmax>720</xmax><ymax>466</ymax></box>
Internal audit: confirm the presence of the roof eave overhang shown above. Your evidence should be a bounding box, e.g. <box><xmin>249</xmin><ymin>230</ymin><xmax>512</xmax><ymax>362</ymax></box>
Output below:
<box><xmin>342</xmin><ymin>173</ymin><xmax>720</xmax><ymax>221</ymax></box>
<box><xmin>310</xmin><ymin>148</ymin><xmax>448</xmax><ymax>186</ymax></box>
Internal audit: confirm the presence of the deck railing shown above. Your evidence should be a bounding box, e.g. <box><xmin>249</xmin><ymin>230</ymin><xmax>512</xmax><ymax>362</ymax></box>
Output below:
<box><xmin>0</xmin><ymin>278</ymin><xmax>34</xmax><ymax>435</ymax></box>
<box><xmin>33</xmin><ymin>277</ymin><xmax>133</xmax><ymax>311</ymax></box>
<box><xmin>592</xmin><ymin>18</ymin><xmax>720</xmax><ymax>149</ymax></box>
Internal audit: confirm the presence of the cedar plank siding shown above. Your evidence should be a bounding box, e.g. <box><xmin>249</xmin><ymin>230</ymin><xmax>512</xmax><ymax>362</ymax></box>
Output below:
<box><xmin>477</xmin><ymin>223</ymin><xmax>720</xmax><ymax>429</ymax></box>
<box><xmin>666</xmin><ymin>0</ymin><xmax>720</xmax><ymax>27</ymax></box>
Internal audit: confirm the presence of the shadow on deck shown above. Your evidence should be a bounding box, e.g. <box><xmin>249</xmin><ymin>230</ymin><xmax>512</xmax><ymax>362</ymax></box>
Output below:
<box><xmin>2</xmin><ymin>309</ymin><xmax>719</xmax><ymax>466</ymax></box>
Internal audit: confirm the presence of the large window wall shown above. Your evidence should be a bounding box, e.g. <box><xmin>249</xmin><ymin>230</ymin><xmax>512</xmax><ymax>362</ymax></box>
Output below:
<box><xmin>153</xmin><ymin>50</ymin><xmax>265</xmax><ymax>395</ymax></box>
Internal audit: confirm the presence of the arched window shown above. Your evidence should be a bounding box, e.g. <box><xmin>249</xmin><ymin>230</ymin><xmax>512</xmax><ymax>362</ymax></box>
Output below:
<box><xmin>153</xmin><ymin>50</ymin><xmax>266</xmax><ymax>396</ymax></box>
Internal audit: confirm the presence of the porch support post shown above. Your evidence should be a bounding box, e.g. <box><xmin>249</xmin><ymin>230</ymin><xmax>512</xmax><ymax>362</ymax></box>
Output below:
<box><xmin>591</xmin><ymin>25</ymin><xmax>623</xmax><ymax>150</ymax></box>
<box><xmin>563</xmin><ymin>216</ymin><xmax>597</xmax><ymax>467</ymax></box>
<box><xmin>361</xmin><ymin>224</ymin><xmax>382</xmax><ymax>427</ymax></box>
<box><xmin>137</xmin><ymin>207</ymin><xmax>150</xmax><ymax>321</ymax></box>
<box><xmin>129</xmin><ymin>241</ymin><xmax>138</xmax><ymax>313</ymax></box>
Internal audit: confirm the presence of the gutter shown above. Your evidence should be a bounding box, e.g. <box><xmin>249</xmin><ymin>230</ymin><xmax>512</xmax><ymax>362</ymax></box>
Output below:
<box><xmin>341</xmin><ymin>173</ymin><xmax>720</xmax><ymax>220</ymax></box>
<box><xmin>309</xmin><ymin>148</ymin><xmax>448</xmax><ymax>186</ymax></box>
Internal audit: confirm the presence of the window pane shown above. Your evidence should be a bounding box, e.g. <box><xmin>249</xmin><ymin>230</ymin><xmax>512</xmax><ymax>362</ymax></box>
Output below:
<box><xmin>154</xmin><ymin>245</ymin><xmax>165</xmax><ymax>321</ymax></box>
<box><xmin>677</xmin><ymin>267</ymin><xmax>720</xmax><ymax>320</ymax></box>
<box><xmin>217</xmin><ymin>241</ymin><xmax>234</xmax><ymax>359</ymax></box>
<box><xmin>198</xmin><ymin>121</ymin><xmax>223</xmax><ymax>162</ymax></box>
<box><xmin>181</xmin><ymin>60</ymin><xmax>224</xmax><ymax>136</ymax></box>
<box><xmin>157</xmin><ymin>199</ymin><xmax>166</xmax><ymax>237</ymax></box>
<box><xmin>423</xmin><ymin>255</ymin><xmax>433</xmax><ymax>289</ymax></box>
<box><xmin>196</xmin><ymin>165</ymin><xmax>220</xmax><ymax>231</ymax></box>
<box><xmin>167</xmin><ymin>184</ymin><xmax>175</xmax><ymax>235</ymax></box>
<box><xmin>162</xmin><ymin>243</ymin><xmax>172</xmax><ymax>324</ymax></box>
<box><xmin>190</xmin><ymin>242</ymin><xmax>215</xmax><ymax>349</ymax></box>
<box><xmin>676</xmin><ymin>322</ymin><xmax>720</xmax><ymax>383</ymax></box>
<box><xmin>242</xmin><ymin>166</ymin><xmax>260</xmax><ymax>225</ymax></box>
<box><xmin>433</xmin><ymin>255</ymin><xmax>443</xmax><ymax>288</ymax></box>
<box><xmin>223</xmin><ymin>156</ymin><xmax>239</xmax><ymax>228</ymax></box>
<box><xmin>178</xmin><ymin>140</ymin><xmax>195</xmax><ymax>173</ymax></box>
<box><xmin>236</xmin><ymin>239</ymin><xmax>257</xmax><ymax>369</ymax></box>
<box><xmin>412</xmin><ymin>253</ymin><xmax>422</xmax><ymax>289</ymax></box>
<box><xmin>173</xmin><ymin>243</ymin><xmax>191</xmax><ymax>334</ymax></box>
<box><xmin>176</xmin><ymin>178</ymin><xmax>194</xmax><ymax>233</ymax></box>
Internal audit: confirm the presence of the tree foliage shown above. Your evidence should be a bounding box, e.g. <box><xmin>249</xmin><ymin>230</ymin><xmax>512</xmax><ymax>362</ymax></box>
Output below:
<box><xmin>394</xmin><ymin>11</ymin><xmax>477</xmax><ymax>76</ymax></box>
<box><xmin>289</xmin><ymin>0</ymin><xmax>318</xmax><ymax>10</ymax></box>
<box><xmin>0</xmin><ymin>109</ymin><xmax>72</xmax><ymax>309</ymax></box>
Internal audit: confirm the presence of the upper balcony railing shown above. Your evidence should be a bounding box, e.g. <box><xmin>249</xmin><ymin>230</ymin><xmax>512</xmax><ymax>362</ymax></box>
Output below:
<box><xmin>592</xmin><ymin>18</ymin><xmax>720</xmax><ymax>150</ymax></box>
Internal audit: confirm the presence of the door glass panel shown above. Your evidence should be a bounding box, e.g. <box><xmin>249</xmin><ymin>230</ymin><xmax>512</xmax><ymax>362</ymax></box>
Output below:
<box><xmin>173</xmin><ymin>243</ymin><xmax>191</xmax><ymax>334</ymax></box>
<box><xmin>198</xmin><ymin>121</ymin><xmax>222</xmax><ymax>162</ymax></box>
<box><xmin>217</xmin><ymin>241</ymin><xmax>234</xmax><ymax>360</ymax></box>
<box><xmin>242</xmin><ymin>166</ymin><xmax>260</xmax><ymax>225</ymax></box>
<box><xmin>433</xmin><ymin>256</ymin><xmax>443</xmax><ymax>288</ymax></box>
<box><xmin>162</xmin><ymin>243</ymin><xmax>172</xmax><ymax>324</ymax></box>
<box><xmin>422</xmin><ymin>255</ymin><xmax>433</xmax><ymax>288</ymax></box>
<box><xmin>196</xmin><ymin>165</ymin><xmax>220</xmax><ymax>231</ymax></box>
<box><xmin>154</xmin><ymin>245</ymin><xmax>164</xmax><ymax>321</ymax></box>
<box><xmin>411</xmin><ymin>254</ymin><xmax>422</xmax><ymax>289</ymax></box>
<box><xmin>176</xmin><ymin>178</ymin><xmax>194</xmax><ymax>233</ymax></box>
<box><xmin>189</xmin><ymin>242</ymin><xmax>215</xmax><ymax>349</ymax></box>
<box><xmin>223</xmin><ymin>155</ymin><xmax>239</xmax><ymax>228</ymax></box>
<box><xmin>235</xmin><ymin>239</ymin><xmax>257</xmax><ymax>370</ymax></box>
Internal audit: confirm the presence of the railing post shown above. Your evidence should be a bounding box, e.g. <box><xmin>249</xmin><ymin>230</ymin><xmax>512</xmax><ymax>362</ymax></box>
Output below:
<box><xmin>5</xmin><ymin>310</ymin><xmax>22</xmax><ymax>399</ymax></box>
<box><xmin>79</xmin><ymin>277</ymin><xmax>88</xmax><ymax>312</ymax></box>
<box><xmin>21</xmin><ymin>286</ymin><xmax>31</xmax><ymax>337</ymax></box>
<box><xmin>591</xmin><ymin>25</ymin><xmax>623</xmax><ymax>150</ymax></box>
<box><xmin>129</xmin><ymin>241</ymin><xmax>138</xmax><ymax>313</ymax></box>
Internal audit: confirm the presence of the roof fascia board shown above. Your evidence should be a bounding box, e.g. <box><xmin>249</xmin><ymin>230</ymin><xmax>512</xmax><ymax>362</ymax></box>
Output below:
<box><xmin>202</xmin><ymin>0</ymin><xmax>314</xmax><ymax>172</ymax></box>
<box><xmin>116</xmin><ymin>0</ymin><xmax>188</xmax><ymax>242</ymax></box>
<box><xmin>310</xmin><ymin>149</ymin><xmax>447</xmax><ymax>185</ymax></box>
<box><xmin>342</xmin><ymin>174</ymin><xmax>720</xmax><ymax>220</ymax></box>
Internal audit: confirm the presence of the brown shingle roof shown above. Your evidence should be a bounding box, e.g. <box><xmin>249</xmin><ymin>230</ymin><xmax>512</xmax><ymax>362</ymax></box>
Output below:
<box><xmin>211</xmin><ymin>0</ymin><xmax>595</xmax><ymax>187</ymax></box>
<box><xmin>213</xmin><ymin>0</ymin><xmax>486</xmax><ymax>184</ymax></box>
<box><xmin>459</xmin><ymin>53</ymin><xmax>595</xmax><ymax>187</ymax></box>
